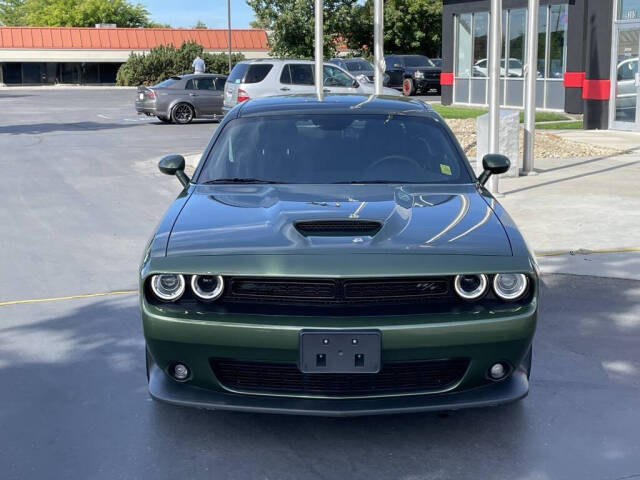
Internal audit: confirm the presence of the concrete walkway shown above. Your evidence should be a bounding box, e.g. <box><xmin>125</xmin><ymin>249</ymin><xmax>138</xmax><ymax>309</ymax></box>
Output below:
<box><xmin>555</xmin><ymin>128</ymin><xmax>640</xmax><ymax>152</ymax></box>
<box><xmin>497</xmin><ymin>151</ymin><xmax>640</xmax><ymax>280</ymax></box>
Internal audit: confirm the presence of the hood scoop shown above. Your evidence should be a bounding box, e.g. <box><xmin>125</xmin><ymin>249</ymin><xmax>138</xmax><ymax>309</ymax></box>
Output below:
<box><xmin>295</xmin><ymin>220</ymin><xmax>382</xmax><ymax>237</ymax></box>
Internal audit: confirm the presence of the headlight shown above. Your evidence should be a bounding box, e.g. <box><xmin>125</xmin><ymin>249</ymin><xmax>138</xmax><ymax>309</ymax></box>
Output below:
<box><xmin>356</xmin><ymin>74</ymin><xmax>370</xmax><ymax>83</ymax></box>
<box><xmin>454</xmin><ymin>274</ymin><xmax>488</xmax><ymax>300</ymax></box>
<box><xmin>150</xmin><ymin>274</ymin><xmax>185</xmax><ymax>301</ymax></box>
<box><xmin>413</xmin><ymin>71</ymin><xmax>424</xmax><ymax>79</ymax></box>
<box><xmin>191</xmin><ymin>274</ymin><xmax>224</xmax><ymax>300</ymax></box>
<box><xmin>493</xmin><ymin>274</ymin><xmax>528</xmax><ymax>300</ymax></box>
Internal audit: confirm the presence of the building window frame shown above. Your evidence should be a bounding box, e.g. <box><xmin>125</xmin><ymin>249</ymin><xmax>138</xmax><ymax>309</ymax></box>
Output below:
<box><xmin>452</xmin><ymin>4</ymin><xmax>567</xmax><ymax>111</ymax></box>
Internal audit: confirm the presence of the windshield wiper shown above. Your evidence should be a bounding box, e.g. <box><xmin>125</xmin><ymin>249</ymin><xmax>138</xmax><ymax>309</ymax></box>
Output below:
<box><xmin>203</xmin><ymin>178</ymin><xmax>279</xmax><ymax>184</ymax></box>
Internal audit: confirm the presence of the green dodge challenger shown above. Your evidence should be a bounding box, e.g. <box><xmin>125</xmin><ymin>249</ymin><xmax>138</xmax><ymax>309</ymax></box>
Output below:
<box><xmin>140</xmin><ymin>94</ymin><xmax>537</xmax><ymax>416</ymax></box>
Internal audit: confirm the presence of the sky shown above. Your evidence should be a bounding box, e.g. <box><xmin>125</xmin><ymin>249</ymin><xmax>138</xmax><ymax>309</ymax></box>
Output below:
<box><xmin>143</xmin><ymin>0</ymin><xmax>256</xmax><ymax>28</ymax></box>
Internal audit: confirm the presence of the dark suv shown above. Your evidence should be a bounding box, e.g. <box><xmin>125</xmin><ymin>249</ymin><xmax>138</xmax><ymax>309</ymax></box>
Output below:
<box><xmin>385</xmin><ymin>55</ymin><xmax>442</xmax><ymax>96</ymax></box>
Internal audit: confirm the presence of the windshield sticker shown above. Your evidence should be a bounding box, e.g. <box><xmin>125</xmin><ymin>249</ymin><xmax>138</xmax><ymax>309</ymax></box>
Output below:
<box><xmin>440</xmin><ymin>164</ymin><xmax>452</xmax><ymax>176</ymax></box>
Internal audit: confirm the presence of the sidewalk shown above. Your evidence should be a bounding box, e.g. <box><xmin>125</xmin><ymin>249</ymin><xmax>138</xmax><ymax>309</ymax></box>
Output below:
<box><xmin>497</xmin><ymin>150</ymin><xmax>640</xmax><ymax>280</ymax></box>
<box><xmin>554</xmin><ymin>128</ymin><xmax>640</xmax><ymax>152</ymax></box>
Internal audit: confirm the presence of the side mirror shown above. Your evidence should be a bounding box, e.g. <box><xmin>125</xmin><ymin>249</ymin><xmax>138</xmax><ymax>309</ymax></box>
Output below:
<box><xmin>158</xmin><ymin>154</ymin><xmax>190</xmax><ymax>187</ymax></box>
<box><xmin>478</xmin><ymin>154</ymin><xmax>510</xmax><ymax>186</ymax></box>
<box><xmin>352</xmin><ymin>79</ymin><xmax>359</xmax><ymax>88</ymax></box>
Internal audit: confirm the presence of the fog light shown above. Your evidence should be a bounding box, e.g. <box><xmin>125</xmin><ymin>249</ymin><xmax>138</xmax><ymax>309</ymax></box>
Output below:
<box><xmin>489</xmin><ymin>363</ymin><xmax>506</xmax><ymax>380</ymax></box>
<box><xmin>172</xmin><ymin>363</ymin><xmax>189</xmax><ymax>381</ymax></box>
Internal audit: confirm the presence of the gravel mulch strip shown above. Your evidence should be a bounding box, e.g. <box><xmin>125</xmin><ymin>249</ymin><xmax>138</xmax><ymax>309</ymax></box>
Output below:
<box><xmin>446</xmin><ymin>118</ymin><xmax>620</xmax><ymax>159</ymax></box>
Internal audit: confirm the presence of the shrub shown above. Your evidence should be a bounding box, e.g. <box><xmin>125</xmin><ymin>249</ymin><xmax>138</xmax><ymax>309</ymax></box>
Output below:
<box><xmin>116</xmin><ymin>41</ymin><xmax>245</xmax><ymax>86</ymax></box>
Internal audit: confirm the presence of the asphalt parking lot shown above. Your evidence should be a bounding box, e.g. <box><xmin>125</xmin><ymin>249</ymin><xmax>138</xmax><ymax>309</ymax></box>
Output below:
<box><xmin>1</xmin><ymin>89</ymin><xmax>639</xmax><ymax>480</ymax></box>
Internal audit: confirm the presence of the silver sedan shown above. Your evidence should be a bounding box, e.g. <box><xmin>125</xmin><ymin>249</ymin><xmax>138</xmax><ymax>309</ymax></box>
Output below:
<box><xmin>135</xmin><ymin>73</ymin><xmax>227</xmax><ymax>124</ymax></box>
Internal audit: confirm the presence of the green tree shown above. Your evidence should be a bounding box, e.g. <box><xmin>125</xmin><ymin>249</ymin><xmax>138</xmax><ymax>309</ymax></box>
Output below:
<box><xmin>193</xmin><ymin>20</ymin><xmax>206</xmax><ymax>28</ymax></box>
<box><xmin>0</xmin><ymin>0</ymin><xmax>26</xmax><ymax>25</ymax></box>
<box><xmin>247</xmin><ymin>0</ymin><xmax>359</xmax><ymax>58</ymax></box>
<box><xmin>348</xmin><ymin>0</ymin><xmax>442</xmax><ymax>57</ymax></box>
<box><xmin>116</xmin><ymin>41</ymin><xmax>244</xmax><ymax>85</ymax></box>
<box><xmin>1</xmin><ymin>0</ymin><xmax>154</xmax><ymax>27</ymax></box>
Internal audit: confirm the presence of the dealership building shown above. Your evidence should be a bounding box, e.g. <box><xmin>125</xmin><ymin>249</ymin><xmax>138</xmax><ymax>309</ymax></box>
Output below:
<box><xmin>0</xmin><ymin>26</ymin><xmax>268</xmax><ymax>86</ymax></box>
<box><xmin>441</xmin><ymin>0</ymin><xmax>640</xmax><ymax>130</ymax></box>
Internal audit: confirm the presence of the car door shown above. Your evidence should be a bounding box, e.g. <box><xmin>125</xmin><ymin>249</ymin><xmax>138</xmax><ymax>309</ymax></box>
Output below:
<box><xmin>385</xmin><ymin>56</ymin><xmax>405</xmax><ymax>88</ymax></box>
<box><xmin>211</xmin><ymin>77</ymin><xmax>226</xmax><ymax>115</ymax></box>
<box><xmin>279</xmin><ymin>64</ymin><xmax>315</xmax><ymax>95</ymax></box>
<box><xmin>186</xmin><ymin>77</ymin><xmax>219</xmax><ymax>115</ymax></box>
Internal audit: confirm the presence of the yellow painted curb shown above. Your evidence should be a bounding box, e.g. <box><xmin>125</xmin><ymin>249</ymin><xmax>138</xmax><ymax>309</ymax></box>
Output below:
<box><xmin>0</xmin><ymin>290</ymin><xmax>137</xmax><ymax>307</ymax></box>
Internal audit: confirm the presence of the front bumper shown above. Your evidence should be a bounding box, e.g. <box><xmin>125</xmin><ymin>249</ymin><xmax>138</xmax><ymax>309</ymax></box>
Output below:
<box><xmin>149</xmin><ymin>361</ymin><xmax>529</xmax><ymax>416</ymax></box>
<box><xmin>414</xmin><ymin>78</ymin><xmax>440</xmax><ymax>91</ymax></box>
<box><xmin>142</xmin><ymin>295</ymin><xmax>536</xmax><ymax>415</ymax></box>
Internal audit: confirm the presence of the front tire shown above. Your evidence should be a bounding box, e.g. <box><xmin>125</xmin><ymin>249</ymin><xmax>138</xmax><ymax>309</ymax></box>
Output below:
<box><xmin>402</xmin><ymin>78</ymin><xmax>415</xmax><ymax>96</ymax></box>
<box><xmin>171</xmin><ymin>103</ymin><xmax>194</xmax><ymax>124</ymax></box>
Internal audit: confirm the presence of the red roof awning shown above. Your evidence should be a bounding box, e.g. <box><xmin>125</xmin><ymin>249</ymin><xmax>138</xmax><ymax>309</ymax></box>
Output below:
<box><xmin>0</xmin><ymin>27</ymin><xmax>268</xmax><ymax>50</ymax></box>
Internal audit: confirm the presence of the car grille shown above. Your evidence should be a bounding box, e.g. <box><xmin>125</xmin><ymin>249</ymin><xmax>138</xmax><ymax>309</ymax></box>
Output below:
<box><xmin>211</xmin><ymin>358</ymin><xmax>469</xmax><ymax>396</ymax></box>
<box><xmin>224</xmin><ymin>277</ymin><xmax>451</xmax><ymax>305</ymax></box>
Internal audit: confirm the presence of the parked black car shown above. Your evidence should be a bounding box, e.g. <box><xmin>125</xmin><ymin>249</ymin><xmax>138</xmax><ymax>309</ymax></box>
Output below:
<box><xmin>384</xmin><ymin>55</ymin><xmax>441</xmax><ymax>96</ymax></box>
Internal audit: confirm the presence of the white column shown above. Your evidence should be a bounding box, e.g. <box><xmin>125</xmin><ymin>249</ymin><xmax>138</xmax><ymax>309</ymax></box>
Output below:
<box><xmin>522</xmin><ymin>0</ymin><xmax>539</xmax><ymax>175</ymax></box>
<box><xmin>487</xmin><ymin>0</ymin><xmax>503</xmax><ymax>193</ymax></box>
<box><xmin>315</xmin><ymin>0</ymin><xmax>324</xmax><ymax>100</ymax></box>
<box><xmin>373</xmin><ymin>0</ymin><xmax>384</xmax><ymax>95</ymax></box>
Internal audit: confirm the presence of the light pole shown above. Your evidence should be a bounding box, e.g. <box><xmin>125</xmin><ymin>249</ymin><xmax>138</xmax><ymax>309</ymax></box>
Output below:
<box><xmin>227</xmin><ymin>0</ymin><xmax>232</xmax><ymax>74</ymax></box>
<box><xmin>315</xmin><ymin>0</ymin><xmax>324</xmax><ymax>100</ymax></box>
<box><xmin>522</xmin><ymin>0</ymin><xmax>539</xmax><ymax>175</ymax></box>
<box><xmin>487</xmin><ymin>0</ymin><xmax>502</xmax><ymax>193</ymax></box>
<box><xmin>373</xmin><ymin>0</ymin><xmax>384</xmax><ymax>95</ymax></box>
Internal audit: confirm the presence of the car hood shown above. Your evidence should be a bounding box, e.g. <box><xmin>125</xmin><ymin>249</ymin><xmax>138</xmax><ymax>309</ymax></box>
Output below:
<box><xmin>166</xmin><ymin>184</ymin><xmax>512</xmax><ymax>257</ymax></box>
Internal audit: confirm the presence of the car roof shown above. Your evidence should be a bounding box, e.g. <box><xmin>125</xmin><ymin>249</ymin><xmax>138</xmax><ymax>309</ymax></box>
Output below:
<box><xmin>235</xmin><ymin>94</ymin><xmax>438</xmax><ymax>118</ymax></box>
<box><xmin>179</xmin><ymin>73</ymin><xmax>227</xmax><ymax>78</ymax></box>
<box><xmin>238</xmin><ymin>58</ymin><xmax>335</xmax><ymax>65</ymax></box>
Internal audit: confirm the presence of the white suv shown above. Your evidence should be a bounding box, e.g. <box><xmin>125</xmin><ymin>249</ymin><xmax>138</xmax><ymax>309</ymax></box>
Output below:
<box><xmin>223</xmin><ymin>59</ymin><xmax>400</xmax><ymax>114</ymax></box>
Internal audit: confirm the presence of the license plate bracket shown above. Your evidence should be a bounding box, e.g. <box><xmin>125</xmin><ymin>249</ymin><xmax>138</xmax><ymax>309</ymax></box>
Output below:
<box><xmin>299</xmin><ymin>330</ymin><xmax>381</xmax><ymax>373</ymax></box>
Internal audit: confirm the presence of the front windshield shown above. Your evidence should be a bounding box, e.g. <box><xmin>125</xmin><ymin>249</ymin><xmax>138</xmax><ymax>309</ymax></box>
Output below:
<box><xmin>404</xmin><ymin>56</ymin><xmax>434</xmax><ymax>67</ymax></box>
<box><xmin>199</xmin><ymin>114</ymin><xmax>471</xmax><ymax>185</ymax></box>
<box><xmin>345</xmin><ymin>59</ymin><xmax>374</xmax><ymax>72</ymax></box>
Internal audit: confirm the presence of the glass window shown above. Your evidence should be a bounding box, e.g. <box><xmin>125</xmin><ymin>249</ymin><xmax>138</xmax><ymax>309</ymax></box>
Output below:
<box><xmin>344</xmin><ymin>58</ymin><xmax>373</xmax><ymax>72</ymax></box>
<box><xmin>2</xmin><ymin>63</ymin><xmax>22</xmax><ymax>84</ymax></box>
<box><xmin>244</xmin><ymin>64</ymin><xmax>272</xmax><ymax>83</ymax></box>
<box><xmin>323</xmin><ymin>65</ymin><xmax>353</xmax><ymax>87</ymax></box>
<box><xmin>456</xmin><ymin>13</ymin><xmax>473</xmax><ymax>77</ymax></box>
<box><xmin>472</xmin><ymin>12</ymin><xmax>489</xmax><ymax>77</ymax></box>
<box><xmin>537</xmin><ymin>6</ymin><xmax>547</xmax><ymax>77</ymax></box>
<box><xmin>386</xmin><ymin>56</ymin><xmax>402</xmax><ymax>68</ymax></box>
<box><xmin>200</xmin><ymin>115</ymin><xmax>472</xmax><ymax>185</ymax></box>
<box><xmin>226</xmin><ymin>63</ymin><xmax>272</xmax><ymax>84</ymax></box>
<box><xmin>281</xmin><ymin>64</ymin><xmax>314</xmax><ymax>85</ymax></box>
<box><xmin>404</xmin><ymin>55</ymin><xmax>434</xmax><ymax>67</ymax></box>
<box><xmin>619</xmin><ymin>0</ymin><xmax>640</xmax><ymax>19</ymax></box>
<box><xmin>227</xmin><ymin>63</ymin><xmax>248</xmax><ymax>84</ymax></box>
<box><xmin>508</xmin><ymin>9</ymin><xmax>526</xmax><ymax>77</ymax></box>
<box><xmin>214</xmin><ymin>78</ymin><xmax>226</xmax><ymax>91</ymax></box>
<box><xmin>548</xmin><ymin>5</ymin><xmax>568</xmax><ymax>79</ymax></box>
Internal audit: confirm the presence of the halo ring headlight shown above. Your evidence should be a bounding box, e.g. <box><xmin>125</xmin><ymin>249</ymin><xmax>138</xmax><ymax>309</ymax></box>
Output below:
<box><xmin>150</xmin><ymin>274</ymin><xmax>185</xmax><ymax>302</ymax></box>
<box><xmin>191</xmin><ymin>274</ymin><xmax>224</xmax><ymax>301</ymax></box>
<box><xmin>454</xmin><ymin>274</ymin><xmax>488</xmax><ymax>300</ymax></box>
<box><xmin>493</xmin><ymin>273</ymin><xmax>528</xmax><ymax>300</ymax></box>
